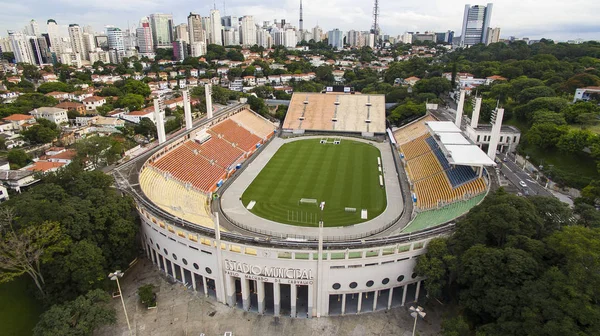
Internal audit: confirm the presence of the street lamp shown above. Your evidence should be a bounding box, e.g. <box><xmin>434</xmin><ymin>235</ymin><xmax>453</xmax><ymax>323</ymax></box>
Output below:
<box><xmin>109</xmin><ymin>270</ymin><xmax>132</xmax><ymax>335</ymax></box>
<box><xmin>410</xmin><ymin>306</ymin><xmax>426</xmax><ymax>336</ymax></box>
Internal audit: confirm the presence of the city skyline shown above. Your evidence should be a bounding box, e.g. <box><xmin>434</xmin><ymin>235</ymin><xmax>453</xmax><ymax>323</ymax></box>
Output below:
<box><xmin>0</xmin><ymin>0</ymin><xmax>599</xmax><ymax>41</ymax></box>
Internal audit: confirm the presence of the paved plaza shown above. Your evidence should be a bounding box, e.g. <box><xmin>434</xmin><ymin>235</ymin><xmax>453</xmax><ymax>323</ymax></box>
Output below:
<box><xmin>96</xmin><ymin>259</ymin><xmax>442</xmax><ymax>336</ymax></box>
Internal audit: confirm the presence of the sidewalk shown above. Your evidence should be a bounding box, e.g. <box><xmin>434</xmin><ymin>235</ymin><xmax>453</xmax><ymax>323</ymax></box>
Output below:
<box><xmin>95</xmin><ymin>259</ymin><xmax>443</xmax><ymax>336</ymax></box>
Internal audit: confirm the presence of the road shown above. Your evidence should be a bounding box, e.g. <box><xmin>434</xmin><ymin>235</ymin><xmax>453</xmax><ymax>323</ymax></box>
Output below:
<box><xmin>496</xmin><ymin>152</ymin><xmax>554</xmax><ymax>197</ymax></box>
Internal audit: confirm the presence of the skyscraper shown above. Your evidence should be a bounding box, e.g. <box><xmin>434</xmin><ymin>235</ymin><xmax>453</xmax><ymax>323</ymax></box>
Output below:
<box><xmin>68</xmin><ymin>24</ymin><xmax>88</xmax><ymax>60</ymax></box>
<box><xmin>347</xmin><ymin>30</ymin><xmax>363</xmax><ymax>48</ymax></box>
<box><xmin>312</xmin><ymin>26</ymin><xmax>323</xmax><ymax>42</ymax></box>
<box><xmin>174</xmin><ymin>24</ymin><xmax>189</xmax><ymax>43</ymax></box>
<box><xmin>188</xmin><ymin>13</ymin><xmax>206</xmax><ymax>46</ymax></box>
<box><xmin>137</xmin><ymin>17</ymin><xmax>154</xmax><ymax>55</ymax></box>
<box><xmin>106</xmin><ymin>26</ymin><xmax>125</xmax><ymax>52</ymax></box>
<box><xmin>149</xmin><ymin>13</ymin><xmax>174</xmax><ymax>48</ymax></box>
<box><xmin>327</xmin><ymin>29</ymin><xmax>344</xmax><ymax>49</ymax></box>
<box><xmin>460</xmin><ymin>3</ymin><xmax>493</xmax><ymax>46</ymax></box>
<box><xmin>8</xmin><ymin>31</ymin><xmax>35</xmax><ymax>64</ymax></box>
<box><xmin>47</xmin><ymin>19</ymin><xmax>63</xmax><ymax>54</ymax></box>
<box><xmin>28</xmin><ymin>19</ymin><xmax>40</xmax><ymax>37</ymax></box>
<box><xmin>240</xmin><ymin>16</ymin><xmax>257</xmax><ymax>47</ymax></box>
<box><xmin>210</xmin><ymin>9</ymin><xmax>223</xmax><ymax>45</ymax></box>
<box><xmin>485</xmin><ymin>27</ymin><xmax>501</xmax><ymax>45</ymax></box>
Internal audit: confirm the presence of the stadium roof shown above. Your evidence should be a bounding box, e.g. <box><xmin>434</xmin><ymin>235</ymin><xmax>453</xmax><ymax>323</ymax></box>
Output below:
<box><xmin>444</xmin><ymin>144</ymin><xmax>496</xmax><ymax>166</ymax></box>
<box><xmin>425</xmin><ymin>121</ymin><xmax>461</xmax><ymax>133</ymax></box>
<box><xmin>437</xmin><ymin>132</ymin><xmax>471</xmax><ymax>145</ymax></box>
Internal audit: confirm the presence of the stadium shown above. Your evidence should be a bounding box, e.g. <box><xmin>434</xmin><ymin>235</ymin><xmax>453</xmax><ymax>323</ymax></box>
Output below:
<box><xmin>113</xmin><ymin>90</ymin><xmax>495</xmax><ymax>318</ymax></box>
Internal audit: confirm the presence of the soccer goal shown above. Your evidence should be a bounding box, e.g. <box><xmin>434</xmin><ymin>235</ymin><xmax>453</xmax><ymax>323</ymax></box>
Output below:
<box><xmin>319</xmin><ymin>138</ymin><xmax>342</xmax><ymax>145</ymax></box>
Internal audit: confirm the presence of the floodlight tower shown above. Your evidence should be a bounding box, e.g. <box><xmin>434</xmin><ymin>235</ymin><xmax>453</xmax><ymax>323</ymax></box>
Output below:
<box><xmin>487</xmin><ymin>102</ymin><xmax>504</xmax><ymax>162</ymax></box>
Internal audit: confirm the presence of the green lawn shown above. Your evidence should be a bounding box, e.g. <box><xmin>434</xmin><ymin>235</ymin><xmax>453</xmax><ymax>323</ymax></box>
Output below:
<box><xmin>241</xmin><ymin>139</ymin><xmax>387</xmax><ymax>227</ymax></box>
<box><xmin>0</xmin><ymin>278</ymin><xmax>43</xmax><ymax>336</ymax></box>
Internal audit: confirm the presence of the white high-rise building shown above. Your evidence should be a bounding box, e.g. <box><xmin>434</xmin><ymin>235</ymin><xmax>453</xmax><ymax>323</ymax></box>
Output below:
<box><xmin>137</xmin><ymin>17</ymin><xmax>154</xmax><ymax>55</ymax></box>
<box><xmin>347</xmin><ymin>30</ymin><xmax>363</xmax><ymax>48</ymax></box>
<box><xmin>201</xmin><ymin>17</ymin><xmax>212</xmax><ymax>42</ymax></box>
<box><xmin>47</xmin><ymin>19</ymin><xmax>63</xmax><ymax>55</ymax></box>
<box><xmin>460</xmin><ymin>3</ymin><xmax>493</xmax><ymax>46</ymax></box>
<box><xmin>0</xmin><ymin>37</ymin><xmax>14</xmax><ymax>53</ymax></box>
<box><xmin>312</xmin><ymin>26</ymin><xmax>323</xmax><ymax>42</ymax></box>
<box><xmin>240</xmin><ymin>16</ymin><xmax>257</xmax><ymax>47</ymax></box>
<box><xmin>284</xmin><ymin>29</ymin><xmax>297</xmax><ymax>48</ymax></box>
<box><xmin>190</xmin><ymin>42</ymin><xmax>207</xmax><ymax>57</ymax></box>
<box><xmin>485</xmin><ymin>27</ymin><xmax>501</xmax><ymax>45</ymax></box>
<box><xmin>8</xmin><ymin>31</ymin><xmax>35</xmax><ymax>64</ymax></box>
<box><xmin>221</xmin><ymin>16</ymin><xmax>239</xmax><ymax>29</ymax></box>
<box><xmin>400</xmin><ymin>32</ymin><xmax>413</xmax><ymax>44</ymax></box>
<box><xmin>28</xmin><ymin>19</ymin><xmax>40</xmax><ymax>37</ymax></box>
<box><xmin>223</xmin><ymin>28</ymin><xmax>238</xmax><ymax>46</ymax></box>
<box><xmin>210</xmin><ymin>10</ymin><xmax>223</xmax><ymax>45</ymax></box>
<box><xmin>68</xmin><ymin>24</ymin><xmax>88</xmax><ymax>60</ymax></box>
<box><xmin>327</xmin><ymin>29</ymin><xmax>344</xmax><ymax>49</ymax></box>
<box><xmin>174</xmin><ymin>24</ymin><xmax>189</xmax><ymax>44</ymax></box>
<box><xmin>106</xmin><ymin>26</ymin><xmax>125</xmax><ymax>52</ymax></box>
<box><xmin>188</xmin><ymin>13</ymin><xmax>207</xmax><ymax>47</ymax></box>
<box><xmin>256</xmin><ymin>28</ymin><xmax>271</xmax><ymax>48</ymax></box>
<box><xmin>150</xmin><ymin>13</ymin><xmax>174</xmax><ymax>48</ymax></box>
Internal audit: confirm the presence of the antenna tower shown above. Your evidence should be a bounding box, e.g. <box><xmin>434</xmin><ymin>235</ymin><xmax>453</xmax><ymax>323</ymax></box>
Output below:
<box><xmin>371</xmin><ymin>0</ymin><xmax>380</xmax><ymax>36</ymax></box>
<box><xmin>299</xmin><ymin>0</ymin><xmax>304</xmax><ymax>31</ymax></box>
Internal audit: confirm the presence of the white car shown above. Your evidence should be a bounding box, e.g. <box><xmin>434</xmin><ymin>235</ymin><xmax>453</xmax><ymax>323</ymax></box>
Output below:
<box><xmin>519</xmin><ymin>181</ymin><xmax>527</xmax><ymax>188</ymax></box>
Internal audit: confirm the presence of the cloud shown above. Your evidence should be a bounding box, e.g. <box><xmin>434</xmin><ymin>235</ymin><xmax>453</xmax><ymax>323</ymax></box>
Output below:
<box><xmin>0</xmin><ymin>0</ymin><xmax>599</xmax><ymax>41</ymax></box>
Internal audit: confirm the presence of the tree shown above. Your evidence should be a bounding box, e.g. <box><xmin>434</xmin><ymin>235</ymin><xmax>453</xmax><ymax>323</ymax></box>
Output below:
<box><xmin>98</xmin><ymin>86</ymin><xmax>122</xmax><ymax>97</ymax></box>
<box><xmin>388</xmin><ymin>100</ymin><xmax>426</xmax><ymax>126</ymax></box>
<box><xmin>531</xmin><ymin>109</ymin><xmax>566</xmax><ymax>126</ymax></box>
<box><xmin>134</xmin><ymin>117</ymin><xmax>157</xmax><ymax>138</ymax></box>
<box><xmin>37</xmin><ymin>82</ymin><xmax>75</xmax><ymax>94</ymax></box>
<box><xmin>21</xmin><ymin>118</ymin><xmax>61</xmax><ymax>144</ymax></box>
<box><xmin>0</xmin><ymin>209</ymin><xmax>68</xmax><ymax>297</ymax></box>
<box><xmin>75</xmin><ymin>136</ymin><xmax>123</xmax><ymax>167</ymax></box>
<box><xmin>556</xmin><ymin>129</ymin><xmax>594</xmax><ymax>154</ymax></box>
<box><xmin>7</xmin><ymin>149</ymin><xmax>30</xmax><ymax>169</ymax></box>
<box><xmin>115</xmin><ymin>93</ymin><xmax>145</xmax><ymax>111</ymax></box>
<box><xmin>120</xmin><ymin>79</ymin><xmax>151</xmax><ymax>97</ymax></box>
<box><xmin>315</xmin><ymin>65</ymin><xmax>334</xmax><ymax>82</ymax></box>
<box><xmin>414</xmin><ymin>238</ymin><xmax>454</xmax><ymax>299</ymax></box>
<box><xmin>514</xmin><ymin>97</ymin><xmax>570</xmax><ymax>121</ymax></box>
<box><xmin>414</xmin><ymin>77</ymin><xmax>452</xmax><ymax>96</ymax></box>
<box><xmin>526</xmin><ymin>123</ymin><xmax>568</xmax><ymax>149</ymax></box>
<box><xmin>517</xmin><ymin>86</ymin><xmax>555</xmax><ymax>104</ymax></box>
<box><xmin>33</xmin><ymin>289</ymin><xmax>116</xmax><ymax>336</ymax></box>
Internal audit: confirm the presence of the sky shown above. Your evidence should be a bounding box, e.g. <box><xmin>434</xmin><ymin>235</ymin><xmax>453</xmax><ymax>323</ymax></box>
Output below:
<box><xmin>1</xmin><ymin>0</ymin><xmax>599</xmax><ymax>41</ymax></box>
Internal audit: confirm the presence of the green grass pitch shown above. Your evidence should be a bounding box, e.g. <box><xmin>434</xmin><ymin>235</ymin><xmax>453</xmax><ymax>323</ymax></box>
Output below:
<box><xmin>241</xmin><ymin>139</ymin><xmax>387</xmax><ymax>227</ymax></box>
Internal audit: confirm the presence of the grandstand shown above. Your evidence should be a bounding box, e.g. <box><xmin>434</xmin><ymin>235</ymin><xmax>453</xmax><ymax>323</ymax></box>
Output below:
<box><xmin>393</xmin><ymin>115</ymin><xmax>437</xmax><ymax>145</ymax></box>
<box><xmin>282</xmin><ymin>93</ymin><xmax>386</xmax><ymax>134</ymax></box>
<box><xmin>395</xmin><ymin>114</ymin><xmax>488</xmax><ymax>211</ymax></box>
<box><xmin>210</xmin><ymin>119</ymin><xmax>263</xmax><ymax>153</ymax></box>
<box><xmin>146</xmin><ymin>109</ymin><xmax>278</xmax><ymax>194</ymax></box>
<box><xmin>150</xmin><ymin>142</ymin><xmax>227</xmax><ymax>193</ymax></box>
<box><xmin>230</xmin><ymin>110</ymin><xmax>277</xmax><ymax>140</ymax></box>
<box><xmin>139</xmin><ymin>167</ymin><xmax>219</xmax><ymax>230</ymax></box>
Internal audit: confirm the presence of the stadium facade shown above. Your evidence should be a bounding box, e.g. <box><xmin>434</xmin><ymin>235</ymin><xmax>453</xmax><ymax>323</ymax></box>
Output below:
<box><xmin>114</xmin><ymin>92</ymin><xmax>493</xmax><ymax>317</ymax></box>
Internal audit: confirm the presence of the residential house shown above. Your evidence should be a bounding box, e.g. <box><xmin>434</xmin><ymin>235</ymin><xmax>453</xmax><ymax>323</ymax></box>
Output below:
<box><xmin>55</xmin><ymin>102</ymin><xmax>86</xmax><ymax>114</ymax></box>
<box><xmin>2</xmin><ymin>114</ymin><xmax>36</xmax><ymax>131</ymax></box>
<box><xmin>45</xmin><ymin>91</ymin><xmax>70</xmax><ymax>101</ymax></box>
<box><xmin>30</xmin><ymin>107</ymin><xmax>69</xmax><ymax>125</ymax></box>
<box><xmin>83</xmin><ymin>96</ymin><xmax>107</xmax><ymax>111</ymax></box>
